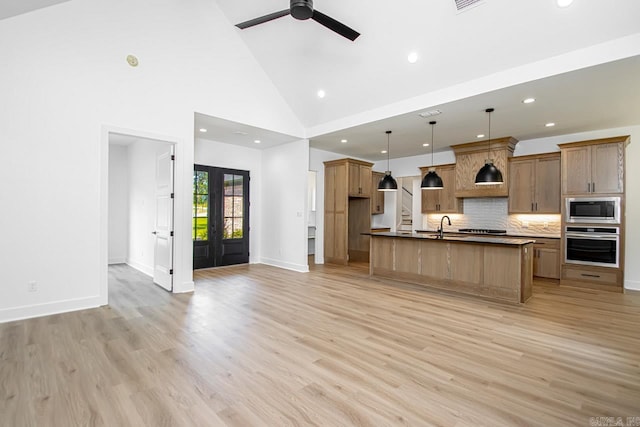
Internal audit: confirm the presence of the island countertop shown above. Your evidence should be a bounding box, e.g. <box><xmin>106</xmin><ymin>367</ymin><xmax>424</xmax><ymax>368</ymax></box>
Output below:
<box><xmin>364</xmin><ymin>231</ymin><xmax>535</xmax><ymax>246</ymax></box>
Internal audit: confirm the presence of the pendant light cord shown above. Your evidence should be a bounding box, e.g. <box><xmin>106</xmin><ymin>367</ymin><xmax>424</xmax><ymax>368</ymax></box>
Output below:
<box><xmin>386</xmin><ymin>130</ymin><xmax>391</xmax><ymax>172</ymax></box>
<box><xmin>486</xmin><ymin>108</ymin><xmax>494</xmax><ymax>160</ymax></box>
<box><xmin>430</xmin><ymin>121</ymin><xmax>436</xmax><ymax>167</ymax></box>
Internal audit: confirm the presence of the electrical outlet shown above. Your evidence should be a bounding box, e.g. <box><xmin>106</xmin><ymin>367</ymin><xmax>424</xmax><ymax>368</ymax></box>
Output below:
<box><xmin>543</xmin><ymin>221</ymin><xmax>549</xmax><ymax>229</ymax></box>
<box><xmin>27</xmin><ymin>281</ymin><xmax>38</xmax><ymax>292</ymax></box>
<box><xmin>522</xmin><ymin>221</ymin><xmax>529</xmax><ymax>228</ymax></box>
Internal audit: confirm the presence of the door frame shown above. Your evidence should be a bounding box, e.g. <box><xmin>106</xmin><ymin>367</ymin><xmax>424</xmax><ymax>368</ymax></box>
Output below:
<box><xmin>100</xmin><ymin>125</ymin><xmax>193</xmax><ymax>307</ymax></box>
<box><xmin>193</xmin><ymin>165</ymin><xmax>250</xmax><ymax>269</ymax></box>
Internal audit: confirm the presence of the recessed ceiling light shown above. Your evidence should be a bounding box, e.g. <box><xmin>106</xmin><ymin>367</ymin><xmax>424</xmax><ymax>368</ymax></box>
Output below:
<box><xmin>557</xmin><ymin>0</ymin><xmax>573</xmax><ymax>7</ymax></box>
<box><xmin>423</xmin><ymin>143</ymin><xmax>429</xmax><ymax>147</ymax></box>
<box><xmin>341</xmin><ymin>139</ymin><xmax>347</xmax><ymax>143</ymax></box>
<box><xmin>199</xmin><ymin>128</ymin><xmax>207</xmax><ymax>133</ymax></box>
<box><xmin>254</xmin><ymin>139</ymin><xmax>261</xmax><ymax>144</ymax></box>
<box><xmin>407</xmin><ymin>52</ymin><xmax>418</xmax><ymax>63</ymax></box>
<box><xmin>381</xmin><ymin>150</ymin><xmax>387</xmax><ymax>154</ymax></box>
<box><xmin>233</xmin><ymin>131</ymin><xmax>248</xmax><ymax>135</ymax></box>
<box><xmin>522</xmin><ymin>98</ymin><xmax>536</xmax><ymax>104</ymax></box>
<box><xmin>545</xmin><ymin>122</ymin><xmax>556</xmax><ymax>127</ymax></box>
<box><xmin>477</xmin><ymin>134</ymin><xmax>485</xmax><ymax>138</ymax></box>
<box><xmin>317</xmin><ymin>89</ymin><xmax>326</xmax><ymax>98</ymax></box>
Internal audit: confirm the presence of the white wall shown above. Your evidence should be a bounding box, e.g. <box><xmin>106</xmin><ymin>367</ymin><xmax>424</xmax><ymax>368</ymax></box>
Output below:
<box><xmin>261</xmin><ymin>140</ymin><xmax>310</xmax><ymax>272</ymax></box>
<box><xmin>108</xmin><ymin>145</ymin><xmax>129</xmax><ymax>264</ymax></box>
<box><xmin>0</xmin><ymin>0</ymin><xmax>304</xmax><ymax>322</ymax></box>
<box><xmin>194</xmin><ymin>138</ymin><xmax>262</xmax><ymax>264</ymax></box>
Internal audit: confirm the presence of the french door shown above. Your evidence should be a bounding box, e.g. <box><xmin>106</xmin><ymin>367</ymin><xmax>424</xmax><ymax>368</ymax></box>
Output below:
<box><xmin>193</xmin><ymin>165</ymin><xmax>250</xmax><ymax>269</ymax></box>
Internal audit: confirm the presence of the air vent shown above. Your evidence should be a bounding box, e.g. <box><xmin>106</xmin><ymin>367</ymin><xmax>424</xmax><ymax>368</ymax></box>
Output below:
<box><xmin>454</xmin><ymin>0</ymin><xmax>485</xmax><ymax>12</ymax></box>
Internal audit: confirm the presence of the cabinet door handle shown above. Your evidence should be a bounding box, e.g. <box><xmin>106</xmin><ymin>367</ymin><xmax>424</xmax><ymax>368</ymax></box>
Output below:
<box><xmin>592</xmin><ymin>182</ymin><xmax>595</xmax><ymax>192</ymax></box>
<box><xmin>531</xmin><ymin>203</ymin><xmax>534</xmax><ymax>211</ymax></box>
<box><xmin>587</xmin><ymin>182</ymin><xmax>591</xmax><ymax>192</ymax></box>
<box><xmin>581</xmin><ymin>273</ymin><xmax>601</xmax><ymax>278</ymax></box>
<box><xmin>535</xmin><ymin>202</ymin><xmax>538</xmax><ymax>211</ymax></box>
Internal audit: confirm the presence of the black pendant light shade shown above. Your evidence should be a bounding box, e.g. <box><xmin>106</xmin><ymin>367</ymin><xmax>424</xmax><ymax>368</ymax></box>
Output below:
<box><xmin>378</xmin><ymin>172</ymin><xmax>398</xmax><ymax>191</ymax></box>
<box><xmin>421</xmin><ymin>121</ymin><xmax>443</xmax><ymax>190</ymax></box>
<box><xmin>475</xmin><ymin>108</ymin><xmax>504</xmax><ymax>185</ymax></box>
<box><xmin>475</xmin><ymin>161</ymin><xmax>504</xmax><ymax>185</ymax></box>
<box><xmin>378</xmin><ymin>130</ymin><xmax>398</xmax><ymax>192</ymax></box>
<box><xmin>421</xmin><ymin>170</ymin><xmax>443</xmax><ymax>189</ymax></box>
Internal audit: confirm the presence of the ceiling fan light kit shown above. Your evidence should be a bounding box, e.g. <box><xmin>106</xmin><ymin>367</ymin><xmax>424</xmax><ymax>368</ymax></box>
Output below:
<box><xmin>235</xmin><ymin>0</ymin><xmax>360</xmax><ymax>41</ymax></box>
<box><xmin>421</xmin><ymin>121</ymin><xmax>444</xmax><ymax>190</ymax></box>
<box><xmin>475</xmin><ymin>108</ymin><xmax>504</xmax><ymax>186</ymax></box>
<box><xmin>378</xmin><ymin>130</ymin><xmax>398</xmax><ymax>192</ymax></box>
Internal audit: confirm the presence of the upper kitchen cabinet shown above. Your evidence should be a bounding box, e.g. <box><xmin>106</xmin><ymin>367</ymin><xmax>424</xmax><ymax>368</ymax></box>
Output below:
<box><xmin>419</xmin><ymin>164</ymin><xmax>462</xmax><ymax>213</ymax></box>
<box><xmin>371</xmin><ymin>171</ymin><xmax>385</xmax><ymax>214</ymax></box>
<box><xmin>508</xmin><ymin>153</ymin><xmax>560</xmax><ymax>214</ymax></box>
<box><xmin>451</xmin><ymin>137</ymin><xmax>518</xmax><ymax>198</ymax></box>
<box><xmin>348</xmin><ymin>160</ymin><xmax>373</xmax><ymax>198</ymax></box>
<box><xmin>560</xmin><ymin>136</ymin><xmax>629</xmax><ymax>195</ymax></box>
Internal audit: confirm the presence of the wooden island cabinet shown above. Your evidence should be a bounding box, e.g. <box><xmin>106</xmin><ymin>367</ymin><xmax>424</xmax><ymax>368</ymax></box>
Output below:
<box><xmin>370</xmin><ymin>232</ymin><xmax>534</xmax><ymax>304</ymax></box>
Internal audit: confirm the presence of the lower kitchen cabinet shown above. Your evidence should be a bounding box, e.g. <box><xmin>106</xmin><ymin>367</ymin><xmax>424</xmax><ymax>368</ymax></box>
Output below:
<box><xmin>533</xmin><ymin>238</ymin><xmax>560</xmax><ymax>279</ymax></box>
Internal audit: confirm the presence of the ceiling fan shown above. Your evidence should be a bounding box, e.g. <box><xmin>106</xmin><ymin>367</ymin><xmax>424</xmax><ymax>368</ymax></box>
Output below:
<box><xmin>235</xmin><ymin>0</ymin><xmax>361</xmax><ymax>41</ymax></box>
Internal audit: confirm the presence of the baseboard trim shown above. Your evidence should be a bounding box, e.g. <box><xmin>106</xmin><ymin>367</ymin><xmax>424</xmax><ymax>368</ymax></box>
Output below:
<box><xmin>174</xmin><ymin>281</ymin><xmax>195</xmax><ymax>293</ymax></box>
<box><xmin>126</xmin><ymin>259</ymin><xmax>153</xmax><ymax>277</ymax></box>
<box><xmin>108</xmin><ymin>257</ymin><xmax>126</xmax><ymax>265</ymax></box>
<box><xmin>625</xmin><ymin>279</ymin><xmax>640</xmax><ymax>291</ymax></box>
<box><xmin>260</xmin><ymin>258</ymin><xmax>309</xmax><ymax>273</ymax></box>
<box><xmin>0</xmin><ymin>295</ymin><xmax>103</xmax><ymax>324</ymax></box>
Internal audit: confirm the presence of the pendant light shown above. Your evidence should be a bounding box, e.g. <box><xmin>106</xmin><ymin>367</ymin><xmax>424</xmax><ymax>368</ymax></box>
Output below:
<box><xmin>475</xmin><ymin>108</ymin><xmax>504</xmax><ymax>185</ymax></box>
<box><xmin>378</xmin><ymin>130</ymin><xmax>398</xmax><ymax>191</ymax></box>
<box><xmin>421</xmin><ymin>121</ymin><xmax>443</xmax><ymax>189</ymax></box>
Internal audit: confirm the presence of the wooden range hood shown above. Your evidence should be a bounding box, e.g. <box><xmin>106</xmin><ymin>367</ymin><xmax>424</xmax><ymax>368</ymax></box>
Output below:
<box><xmin>450</xmin><ymin>137</ymin><xmax>518</xmax><ymax>198</ymax></box>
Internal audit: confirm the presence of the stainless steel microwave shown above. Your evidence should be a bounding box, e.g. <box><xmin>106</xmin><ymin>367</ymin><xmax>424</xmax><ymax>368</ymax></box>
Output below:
<box><xmin>565</xmin><ymin>197</ymin><xmax>621</xmax><ymax>224</ymax></box>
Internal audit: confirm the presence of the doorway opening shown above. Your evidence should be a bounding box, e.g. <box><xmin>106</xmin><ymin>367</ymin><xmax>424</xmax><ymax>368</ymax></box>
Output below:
<box><xmin>193</xmin><ymin>165</ymin><xmax>250</xmax><ymax>269</ymax></box>
<box><xmin>108</xmin><ymin>133</ymin><xmax>175</xmax><ymax>291</ymax></box>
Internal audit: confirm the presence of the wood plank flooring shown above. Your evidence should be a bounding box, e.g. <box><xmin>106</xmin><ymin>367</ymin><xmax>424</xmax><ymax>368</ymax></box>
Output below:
<box><xmin>1</xmin><ymin>263</ymin><xmax>640</xmax><ymax>426</ymax></box>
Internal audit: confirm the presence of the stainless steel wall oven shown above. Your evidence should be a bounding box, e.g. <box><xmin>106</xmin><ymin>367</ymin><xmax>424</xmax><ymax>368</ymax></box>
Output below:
<box><xmin>565</xmin><ymin>226</ymin><xmax>619</xmax><ymax>268</ymax></box>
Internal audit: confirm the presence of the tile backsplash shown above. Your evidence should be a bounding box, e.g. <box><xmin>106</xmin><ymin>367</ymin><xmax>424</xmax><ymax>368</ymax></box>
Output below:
<box><xmin>422</xmin><ymin>198</ymin><xmax>561</xmax><ymax>237</ymax></box>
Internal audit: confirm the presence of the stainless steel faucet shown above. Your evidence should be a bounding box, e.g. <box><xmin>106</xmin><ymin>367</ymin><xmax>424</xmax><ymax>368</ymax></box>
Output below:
<box><xmin>439</xmin><ymin>215</ymin><xmax>451</xmax><ymax>239</ymax></box>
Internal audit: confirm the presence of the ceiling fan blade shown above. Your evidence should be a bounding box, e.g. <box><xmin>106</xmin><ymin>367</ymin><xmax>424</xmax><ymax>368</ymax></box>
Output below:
<box><xmin>311</xmin><ymin>10</ymin><xmax>360</xmax><ymax>41</ymax></box>
<box><xmin>236</xmin><ymin>9</ymin><xmax>290</xmax><ymax>30</ymax></box>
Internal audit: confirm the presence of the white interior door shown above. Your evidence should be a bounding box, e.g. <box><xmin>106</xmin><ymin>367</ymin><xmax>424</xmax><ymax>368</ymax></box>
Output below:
<box><xmin>153</xmin><ymin>145</ymin><xmax>175</xmax><ymax>291</ymax></box>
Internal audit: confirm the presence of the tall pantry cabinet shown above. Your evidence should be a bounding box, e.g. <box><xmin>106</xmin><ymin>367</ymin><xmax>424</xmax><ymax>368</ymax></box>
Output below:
<box><xmin>324</xmin><ymin>158</ymin><xmax>373</xmax><ymax>264</ymax></box>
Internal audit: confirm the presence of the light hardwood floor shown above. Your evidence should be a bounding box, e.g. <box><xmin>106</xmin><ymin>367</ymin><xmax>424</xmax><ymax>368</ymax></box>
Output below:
<box><xmin>1</xmin><ymin>263</ymin><xmax>640</xmax><ymax>426</ymax></box>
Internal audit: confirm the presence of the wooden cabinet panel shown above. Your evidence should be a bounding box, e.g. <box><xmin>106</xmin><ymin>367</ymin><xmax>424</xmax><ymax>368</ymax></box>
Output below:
<box><xmin>419</xmin><ymin>240</ymin><xmax>449</xmax><ymax>279</ymax></box>
<box><xmin>348</xmin><ymin>163</ymin><xmax>372</xmax><ymax>197</ymax></box>
<box><xmin>532</xmin><ymin>238</ymin><xmax>560</xmax><ymax>279</ymax></box>
<box><xmin>420</xmin><ymin>164</ymin><xmax>461</xmax><ymax>213</ymax></box>
<box><xmin>395</xmin><ymin>239</ymin><xmax>420</xmax><ymax>274</ymax></box>
<box><xmin>450</xmin><ymin>244</ymin><xmax>483</xmax><ymax>285</ymax></box>
<box><xmin>508</xmin><ymin>153</ymin><xmax>560</xmax><ymax>214</ymax></box>
<box><xmin>591</xmin><ymin>142</ymin><xmax>623</xmax><ymax>194</ymax></box>
<box><xmin>508</xmin><ymin>159</ymin><xmax>535</xmax><ymax>213</ymax></box>
<box><xmin>371</xmin><ymin>171</ymin><xmax>385</xmax><ymax>214</ymax></box>
<box><xmin>560</xmin><ymin>137</ymin><xmax>626</xmax><ymax>195</ymax></box>
<box><xmin>534</xmin><ymin>248</ymin><xmax>560</xmax><ymax>279</ymax></box>
<box><xmin>535</xmin><ymin>156</ymin><xmax>561</xmax><ymax>213</ymax></box>
<box><xmin>562</xmin><ymin>146</ymin><xmax>591</xmax><ymax>195</ymax></box>
<box><xmin>484</xmin><ymin>245</ymin><xmax>521</xmax><ymax>290</ymax></box>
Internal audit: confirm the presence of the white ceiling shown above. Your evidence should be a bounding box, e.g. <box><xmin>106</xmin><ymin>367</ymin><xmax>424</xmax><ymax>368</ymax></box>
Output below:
<box><xmin>203</xmin><ymin>0</ymin><xmax>640</xmax><ymax>161</ymax></box>
<box><xmin>0</xmin><ymin>0</ymin><xmax>70</xmax><ymax>20</ymax></box>
<box><xmin>5</xmin><ymin>0</ymin><xmax>640</xmax><ymax>162</ymax></box>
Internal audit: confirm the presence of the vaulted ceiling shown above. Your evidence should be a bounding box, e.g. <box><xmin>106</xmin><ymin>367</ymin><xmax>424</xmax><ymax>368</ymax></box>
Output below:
<box><xmin>3</xmin><ymin>1</ymin><xmax>640</xmax><ymax>159</ymax></box>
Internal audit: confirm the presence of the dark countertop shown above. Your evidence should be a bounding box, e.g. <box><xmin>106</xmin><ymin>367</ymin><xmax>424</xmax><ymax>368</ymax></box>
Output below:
<box><xmin>366</xmin><ymin>231</ymin><xmax>535</xmax><ymax>246</ymax></box>
<box><xmin>414</xmin><ymin>230</ymin><xmax>560</xmax><ymax>239</ymax></box>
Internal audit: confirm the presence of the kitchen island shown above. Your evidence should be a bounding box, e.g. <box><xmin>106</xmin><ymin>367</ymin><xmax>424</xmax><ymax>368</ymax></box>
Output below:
<box><xmin>369</xmin><ymin>232</ymin><xmax>535</xmax><ymax>304</ymax></box>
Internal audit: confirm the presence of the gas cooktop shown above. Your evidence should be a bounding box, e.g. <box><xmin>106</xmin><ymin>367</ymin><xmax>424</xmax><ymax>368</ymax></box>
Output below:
<box><xmin>458</xmin><ymin>228</ymin><xmax>507</xmax><ymax>235</ymax></box>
